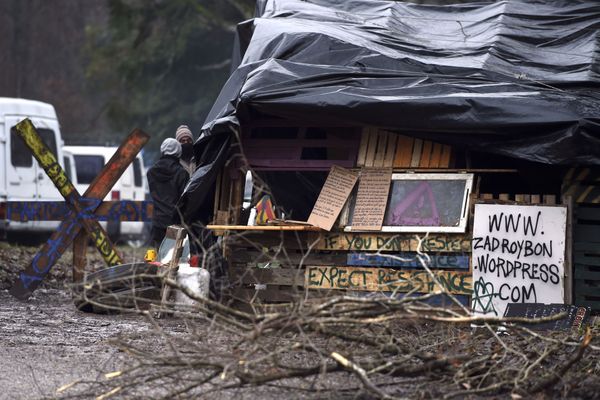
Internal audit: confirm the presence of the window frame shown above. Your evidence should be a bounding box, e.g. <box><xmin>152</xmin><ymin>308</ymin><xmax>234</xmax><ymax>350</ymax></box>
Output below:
<box><xmin>344</xmin><ymin>173</ymin><xmax>473</xmax><ymax>233</ymax></box>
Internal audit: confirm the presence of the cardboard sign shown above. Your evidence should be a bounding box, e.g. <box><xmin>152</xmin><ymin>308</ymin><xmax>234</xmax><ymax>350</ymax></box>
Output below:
<box><xmin>504</xmin><ymin>303</ymin><xmax>591</xmax><ymax>331</ymax></box>
<box><xmin>308</xmin><ymin>165</ymin><xmax>358</xmax><ymax>231</ymax></box>
<box><xmin>350</xmin><ymin>168</ymin><xmax>392</xmax><ymax>231</ymax></box>
<box><xmin>305</xmin><ymin>265</ymin><xmax>472</xmax><ymax>295</ymax></box>
<box><xmin>471</xmin><ymin>204</ymin><xmax>567</xmax><ymax>317</ymax></box>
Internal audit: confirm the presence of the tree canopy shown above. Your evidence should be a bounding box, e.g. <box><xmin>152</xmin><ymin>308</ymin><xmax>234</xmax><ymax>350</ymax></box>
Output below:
<box><xmin>86</xmin><ymin>0</ymin><xmax>254</xmax><ymax>159</ymax></box>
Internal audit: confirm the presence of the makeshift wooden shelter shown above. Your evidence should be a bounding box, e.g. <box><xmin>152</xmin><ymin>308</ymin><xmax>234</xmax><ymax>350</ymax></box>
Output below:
<box><xmin>178</xmin><ymin>0</ymin><xmax>600</xmax><ymax>314</ymax></box>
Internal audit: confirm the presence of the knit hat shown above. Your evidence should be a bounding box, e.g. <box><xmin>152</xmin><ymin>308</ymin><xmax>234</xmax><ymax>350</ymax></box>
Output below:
<box><xmin>175</xmin><ymin>125</ymin><xmax>193</xmax><ymax>142</ymax></box>
<box><xmin>160</xmin><ymin>138</ymin><xmax>182</xmax><ymax>158</ymax></box>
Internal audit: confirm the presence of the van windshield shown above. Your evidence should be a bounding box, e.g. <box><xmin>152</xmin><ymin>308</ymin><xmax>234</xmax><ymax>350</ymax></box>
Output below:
<box><xmin>74</xmin><ymin>155</ymin><xmax>105</xmax><ymax>184</ymax></box>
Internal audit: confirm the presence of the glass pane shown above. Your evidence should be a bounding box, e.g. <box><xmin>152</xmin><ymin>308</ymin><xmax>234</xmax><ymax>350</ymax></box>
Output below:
<box><xmin>10</xmin><ymin>127</ymin><xmax>33</xmax><ymax>167</ymax></box>
<box><xmin>37</xmin><ymin>129</ymin><xmax>58</xmax><ymax>158</ymax></box>
<box><xmin>74</xmin><ymin>155</ymin><xmax>105</xmax><ymax>184</ymax></box>
<box><xmin>133</xmin><ymin>158</ymin><xmax>142</xmax><ymax>187</ymax></box>
<box><xmin>63</xmin><ymin>156</ymin><xmax>73</xmax><ymax>182</ymax></box>
<box><xmin>383</xmin><ymin>180</ymin><xmax>467</xmax><ymax>227</ymax></box>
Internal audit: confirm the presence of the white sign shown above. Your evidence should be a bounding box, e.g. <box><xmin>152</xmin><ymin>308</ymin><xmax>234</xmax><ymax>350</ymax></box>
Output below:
<box><xmin>471</xmin><ymin>204</ymin><xmax>566</xmax><ymax>317</ymax></box>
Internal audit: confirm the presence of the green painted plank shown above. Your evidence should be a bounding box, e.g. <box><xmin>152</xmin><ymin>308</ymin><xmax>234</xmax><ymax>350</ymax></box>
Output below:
<box><xmin>574</xmin><ymin>242</ymin><xmax>600</xmax><ymax>251</ymax></box>
<box><xmin>574</xmin><ymin>253</ymin><xmax>600</xmax><ymax>266</ymax></box>
<box><xmin>574</xmin><ymin>225</ymin><xmax>600</xmax><ymax>240</ymax></box>
<box><xmin>573</xmin><ymin>298</ymin><xmax>600</xmax><ymax>310</ymax></box>
<box><xmin>574</xmin><ymin>269</ymin><xmax>600</xmax><ymax>280</ymax></box>
<box><xmin>573</xmin><ymin>284</ymin><xmax>600</xmax><ymax>296</ymax></box>
<box><xmin>575</xmin><ymin>206</ymin><xmax>600</xmax><ymax>221</ymax></box>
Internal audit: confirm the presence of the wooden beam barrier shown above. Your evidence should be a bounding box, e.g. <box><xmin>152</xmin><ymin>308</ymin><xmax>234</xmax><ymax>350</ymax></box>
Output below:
<box><xmin>7</xmin><ymin>200</ymin><xmax>153</xmax><ymax>222</ymax></box>
<box><xmin>9</xmin><ymin>119</ymin><xmax>149</xmax><ymax>300</ymax></box>
<box><xmin>305</xmin><ymin>266</ymin><xmax>472</xmax><ymax>295</ymax></box>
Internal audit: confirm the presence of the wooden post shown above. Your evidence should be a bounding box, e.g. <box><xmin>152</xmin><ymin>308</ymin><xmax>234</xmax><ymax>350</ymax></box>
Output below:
<box><xmin>72</xmin><ymin>232</ymin><xmax>88</xmax><ymax>283</ymax></box>
<box><xmin>562</xmin><ymin>195</ymin><xmax>573</xmax><ymax>304</ymax></box>
<box><xmin>158</xmin><ymin>225</ymin><xmax>187</xmax><ymax>315</ymax></box>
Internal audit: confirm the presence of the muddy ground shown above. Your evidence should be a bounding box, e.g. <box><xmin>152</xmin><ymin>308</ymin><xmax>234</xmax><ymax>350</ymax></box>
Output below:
<box><xmin>1</xmin><ymin>241</ymin><xmax>600</xmax><ymax>400</ymax></box>
<box><xmin>0</xmin><ymin>242</ymin><xmax>161</xmax><ymax>399</ymax></box>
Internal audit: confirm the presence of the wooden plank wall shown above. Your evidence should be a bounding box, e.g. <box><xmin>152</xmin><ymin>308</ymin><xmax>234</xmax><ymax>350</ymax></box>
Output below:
<box><xmin>225</xmin><ymin>231</ymin><xmax>472</xmax><ymax>307</ymax></box>
<box><xmin>225</xmin><ymin>192</ymin><xmax>568</xmax><ymax>309</ymax></box>
<box><xmin>572</xmin><ymin>204</ymin><xmax>600</xmax><ymax>312</ymax></box>
<box><xmin>357</xmin><ymin>128</ymin><xmax>453</xmax><ymax>169</ymax></box>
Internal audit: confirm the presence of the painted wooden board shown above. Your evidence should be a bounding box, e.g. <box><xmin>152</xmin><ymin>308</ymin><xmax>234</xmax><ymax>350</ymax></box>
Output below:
<box><xmin>472</xmin><ymin>204</ymin><xmax>566</xmax><ymax>318</ymax></box>
<box><xmin>373</xmin><ymin>130</ymin><xmax>387</xmax><ymax>167</ymax></box>
<box><xmin>394</xmin><ymin>135</ymin><xmax>414</xmax><ymax>168</ymax></box>
<box><xmin>7</xmin><ymin>200</ymin><xmax>153</xmax><ymax>222</ymax></box>
<box><xmin>347</xmin><ymin>252</ymin><xmax>469</xmax><ymax>269</ymax></box>
<box><xmin>305</xmin><ymin>266</ymin><xmax>472</xmax><ymax>295</ymax></box>
<box><xmin>307</xmin><ymin>232</ymin><xmax>471</xmax><ymax>252</ymax></box>
<box><xmin>351</xmin><ymin>291</ymin><xmax>470</xmax><ymax>307</ymax></box>
<box><xmin>383</xmin><ymin>133</ymin><xmax>397</xmax><ymax>167</ymax></box>
<box><xmin>10</xmin><ymin>121</ymin><xmax>148</xmax><ymax>300</ymax></box>
<box><xmin>364</xmin><ymin>128</ymin><xmax>378</xmax><ymax>167</ymax></box>
<box><xmin>419</xmin><ymin>140</ymin><xmax>432</xmax><ymax>167</ymax></box>
<box><xmin>356</xmin><ymin>128</ymin><xmax>370</xmax><ymax>167</ymax></box>
<box><xmin>429</xmin><ymin>143</ymin><xmax>442</xmax><ymax>168</ymax></box>
<box><xmin>229</xmin><ymin>250</ymin><xmax>348</xmax><ymax>266</ymax></box>
<box><xmin>229</xmin><ymin>267</ymin><xmax>305</xmax><ymax>286</ymax></box>
<box><xmin>410</xmin><ymin>139</ymin><xmax>423</xmax><ymax>167</ymax></box>
<box><xmin>440</xmin><ymin>145</ymin><xmax>452</xmax><ymax>167</ymax></box>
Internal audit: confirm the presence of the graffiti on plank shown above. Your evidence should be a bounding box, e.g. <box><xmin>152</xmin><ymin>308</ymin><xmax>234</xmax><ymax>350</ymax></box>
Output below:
<box><xmin>9</xmin><ymin>120</ymin><xmax>149</xmax><ymax>300</ymax></box>
<box><xmin>310</xmin><ymin>233</ymin><xmax>471</xmax><ymax>252</ymax></box>
<box><xmin>13</xmin><ymin>119</ymin><xmax>122</xmax><ymax>267</ymax></box>
<box><xmin>305</xmin><ymin>266</ymin><xmax>472</xmax><ymax>295</ymax></box>
<box><xmin>347</xmin><ymin>252</ymin><xmax>469</xmax><ymax>269</ymax></box>
<box><xmin>7</xmin><ymin>200</ymin><xmax>153</xmax><ymax>222</ymax></box>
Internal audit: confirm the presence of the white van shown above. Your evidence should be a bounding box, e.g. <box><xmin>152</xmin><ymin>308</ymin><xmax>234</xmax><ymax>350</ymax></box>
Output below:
<box><xmin>0</xmin><ymin>97</ymin><xmax>65</xmax><ymax>236</ymax></box>
<box><xmin>63</xmin><ymin>145</ymin><xmax>148</xmax><ymax>243</ymax></box>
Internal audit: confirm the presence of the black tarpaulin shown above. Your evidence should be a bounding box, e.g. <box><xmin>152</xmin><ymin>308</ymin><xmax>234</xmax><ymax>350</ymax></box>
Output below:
<box><xmin>182</xmin><ymin>0</ymin><xmax>600</xmax><ymax>221</ymax></box>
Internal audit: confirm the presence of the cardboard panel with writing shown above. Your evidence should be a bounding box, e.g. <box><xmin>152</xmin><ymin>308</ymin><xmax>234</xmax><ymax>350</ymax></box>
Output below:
<box><xmin>349</xmin><ymin>167</ymin><xmax>392</xmax><ymax>231</ymax></box>
<box><xmin>471</xmin><ymin>204</ymin><xmax>567</xmax><ymax>317</ymax></box>
<box><xmin>308</xmin><ymin>165</ymin><xmax>358</xmax><ymax>231</ymax></box>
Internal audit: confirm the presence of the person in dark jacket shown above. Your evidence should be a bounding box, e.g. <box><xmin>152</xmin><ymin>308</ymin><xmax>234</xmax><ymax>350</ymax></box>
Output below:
<box><xmin>147</xmin><ymin>138</ymin><xmax>189</xmax><ymax>248</ymax></box>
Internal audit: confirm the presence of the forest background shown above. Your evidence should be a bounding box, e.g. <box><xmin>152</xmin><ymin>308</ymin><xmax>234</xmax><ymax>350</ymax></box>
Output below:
<box><xmin>0</xmin><ymin>0</ymin><xmax>253</xmax><ymax>162</ymax></box>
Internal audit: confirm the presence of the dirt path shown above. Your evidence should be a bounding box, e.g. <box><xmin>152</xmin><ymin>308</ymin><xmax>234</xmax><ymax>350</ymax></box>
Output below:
<box><xmin>0</xmin><ymin>243</ymin><xmax>181</xmax><ymax>400</ymax></box>
<box><xmin>0</xmin><ymin>289</ymin><xmax>144</xmax><ymax>399</ymax></box>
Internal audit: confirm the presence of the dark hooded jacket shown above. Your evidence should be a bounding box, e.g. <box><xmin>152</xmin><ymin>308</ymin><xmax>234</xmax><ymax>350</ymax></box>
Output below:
<box><xmin>147</xmin><ymin>155</ymin><xmax>189</xmax><ymax>230</ymax></box>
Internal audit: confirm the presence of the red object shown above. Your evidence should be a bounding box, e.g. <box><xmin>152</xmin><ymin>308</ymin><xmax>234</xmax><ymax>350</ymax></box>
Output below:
<box><xmin>0</xmin><ymin>202</ymin><xmax>6</xmax><ymax>220</ymax></box>
<box><xmin>111</xmin><ymin>190</ymin><xmax>120</xmax><ymax>200</ymax></box>
<box><xmin>189</xmin><ymin>255</ymin><xmax>200</xmax><ymax>267</ymax></box>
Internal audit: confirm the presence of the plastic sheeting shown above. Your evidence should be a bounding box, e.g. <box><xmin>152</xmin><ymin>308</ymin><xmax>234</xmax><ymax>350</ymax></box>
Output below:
<box><xmin>182</xmin><ymin>0</ymin><xmax>600</xmax><ymax>221</ymax></box>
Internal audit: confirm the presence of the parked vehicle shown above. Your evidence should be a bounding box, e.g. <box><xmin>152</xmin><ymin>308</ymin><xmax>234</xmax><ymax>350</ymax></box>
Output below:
<box><xmin>62</xmin><ymin>149</ymin><xmax>77</xmax><ymax>186</ymax></box>
<box><xmin>63</xmin><ymin>145</ymin><xmax>148</xmax><ymax>244</ymax></box>
<box><xmin>0</xmin><ymin>97</ymin><xmax>65</xmax><ymax>237</ymax></box>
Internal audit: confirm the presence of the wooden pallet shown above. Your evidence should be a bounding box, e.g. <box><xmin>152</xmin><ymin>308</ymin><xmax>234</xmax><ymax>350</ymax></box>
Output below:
<box><xmin>573</xmin><ymin>205</ymin><xmax>600</xmax><ymax>313</ymax></box>
<box><xmin>562</xmin><ymin>167</ymin><xmax>600</xmax><ymax>204</ymax></box>
<box><xmin>224</xmin><ymin>231</ymin><xmax>472</xmax><ymax>307</ymax></box>
<box><xmin>357</xmin><ymin>127</ymin><xmax>452</xmax><ymax>168</ymax></box>
<box><xmin>243</xmin><ymin>126</ymin><xmax>361</xmax><ymax>171</ymax></box>
<box><xmin>476</xmin><ymin>193</ymin><xmax>557</xmax><ymax>205</ymax></box>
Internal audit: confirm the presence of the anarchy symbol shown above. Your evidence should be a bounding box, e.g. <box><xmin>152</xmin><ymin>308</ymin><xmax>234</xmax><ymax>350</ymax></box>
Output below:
<box><xmin>472</xmin><ymin>277</ymin><xmax>498</xmax><ymax>316</ymax></box>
